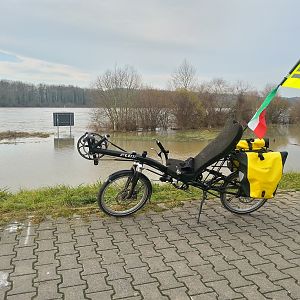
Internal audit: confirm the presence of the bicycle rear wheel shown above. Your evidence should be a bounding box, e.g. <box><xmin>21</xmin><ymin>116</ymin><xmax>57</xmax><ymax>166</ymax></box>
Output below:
<box><xmin>98</xmin><ymin>170</ymin><xmax>152</xmax><ymax>217</ymax></box>
<box><xmin>220</xmin><ymin>172</ymin><xmax>267</xmax><ymax>214</ymax></box>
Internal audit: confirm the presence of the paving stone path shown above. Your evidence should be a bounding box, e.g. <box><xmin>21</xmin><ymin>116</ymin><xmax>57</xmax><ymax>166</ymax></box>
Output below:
<box><xmin>1</xmin><ymin>191</ymin><xmax>300</xmax><ymax>299</ymax></box>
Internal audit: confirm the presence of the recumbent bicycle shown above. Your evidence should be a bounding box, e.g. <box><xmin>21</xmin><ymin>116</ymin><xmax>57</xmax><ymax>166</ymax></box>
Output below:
<box><xmin>77</xmin><ymin>119</ymin><xmax>287</xmax><ymax>222</ymax></box>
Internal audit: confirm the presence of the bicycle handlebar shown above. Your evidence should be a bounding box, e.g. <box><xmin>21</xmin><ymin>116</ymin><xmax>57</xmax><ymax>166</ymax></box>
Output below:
<box><xmin>155</xmin><ymin>139</ymin><xmax>169</xmax><ymax>160</ymax></box>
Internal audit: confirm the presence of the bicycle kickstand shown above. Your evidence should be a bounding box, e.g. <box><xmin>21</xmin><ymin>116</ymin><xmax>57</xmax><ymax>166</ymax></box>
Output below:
<box><xmin>197</xmin><ymin>191</ymin><xmax>207</xmax><ymax>223</ymax></box>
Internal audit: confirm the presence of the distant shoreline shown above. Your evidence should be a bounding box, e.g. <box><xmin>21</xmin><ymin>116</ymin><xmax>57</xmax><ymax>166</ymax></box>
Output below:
<box><xmin>0</xmin><ymin>131</ymin><xmax>51</xmax><ymax>140</ymax></box>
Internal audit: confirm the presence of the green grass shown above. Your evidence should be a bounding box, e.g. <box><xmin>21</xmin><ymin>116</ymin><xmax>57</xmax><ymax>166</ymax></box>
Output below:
<box><xmin>0</xmin><ymin>184</ymin><xmax>102</xmax><ymax>224</ymax></box>
<box><xmin>0</xmin><ymin>131</ymin><xmax>50</xmax><ymax>140</ymax></box>
<box><xmin>152</xmin><ymin>183</ymin><xmax>200</xmax><ymax>202</ymax></box>
<box><xmin>0</xmin><ymin>172</ymin><xmax>299</xmax><ymax>225</ymax></box>
<box><xmin>278</xmin><ymin>172</ymin><xmax>300</xmax><ymax>190</ymax></box>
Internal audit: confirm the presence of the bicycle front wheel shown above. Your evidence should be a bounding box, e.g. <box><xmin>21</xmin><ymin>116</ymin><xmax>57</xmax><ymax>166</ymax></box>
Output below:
<box><xmin>220</xmin><ymin>172</ymin><xmax>267</xmax><ymax>214</ymax></box>
<box><xmin>98</xmin><ymin>170</ymin><xmax>152</xmax><ymax>217</ymax></box>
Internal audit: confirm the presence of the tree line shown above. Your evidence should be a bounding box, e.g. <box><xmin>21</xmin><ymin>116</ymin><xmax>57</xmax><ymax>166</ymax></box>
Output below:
<box><xmin>1</xmin><ymin>60</ymin><xmax>300</xmax><ymax>130</ymax></box>
<box><xmin>0</xmin><ymin>80</ymin><xmax>89</xmax><ymax>107</ymax></box>
<box><xmin>92</xmin><ymin>61</ymin><xmax>300</xmax><ymax>131</ymax></box>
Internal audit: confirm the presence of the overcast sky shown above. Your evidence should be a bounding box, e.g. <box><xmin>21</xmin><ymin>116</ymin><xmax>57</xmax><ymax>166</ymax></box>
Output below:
<box><xmin>0</xmin><ymin>0</ymin><xmax>299</xmax><ymax>97</ymax></box>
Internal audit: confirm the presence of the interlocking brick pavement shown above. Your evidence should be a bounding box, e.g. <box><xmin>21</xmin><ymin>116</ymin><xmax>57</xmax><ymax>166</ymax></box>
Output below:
<box><xmin>1</xmin><ymin>191</ymin><xmax>300</xmax><ymax>299</ymax></box>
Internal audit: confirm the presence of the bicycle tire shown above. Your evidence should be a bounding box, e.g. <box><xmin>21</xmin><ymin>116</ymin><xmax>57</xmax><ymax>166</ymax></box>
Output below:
<box><xmin>98</xmin><ymin>170</ymin><xmax>152</xmax><ymax>217</ymax></box>
<box><xmin>220</xmin><ymin>172</ymin><xmax>267</xmax><ymax>214</ymax></box>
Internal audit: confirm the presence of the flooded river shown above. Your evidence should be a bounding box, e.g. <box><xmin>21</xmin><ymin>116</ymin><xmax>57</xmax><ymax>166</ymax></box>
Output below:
<box><xmin>0</xmin><ymin>107</ymin><xmax>299</xmax><ymax>192</ymax></box>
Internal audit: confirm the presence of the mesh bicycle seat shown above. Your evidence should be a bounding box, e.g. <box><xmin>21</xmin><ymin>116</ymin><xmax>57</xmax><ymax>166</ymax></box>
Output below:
<box><xmin>166</xmin><ymin>119</ymin><xmax>243</xmax><ymax>177</ymax></box>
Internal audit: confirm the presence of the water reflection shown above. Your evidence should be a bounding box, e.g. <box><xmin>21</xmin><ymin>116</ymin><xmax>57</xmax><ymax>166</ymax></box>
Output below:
<box><xmin>266</xmin><ymin>125</ymin><xmax>300</xmax><ymax>149</ymax></box>
<box><xmin>54</xmin><ymin>137</ymin><xmax>75</xmax><ymax>151</ymax></box>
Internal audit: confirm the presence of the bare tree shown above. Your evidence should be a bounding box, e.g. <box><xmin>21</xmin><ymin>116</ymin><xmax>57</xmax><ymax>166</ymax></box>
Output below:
<box><xmin>92</xmin><ymin>65</ymin><xmax>141</xmax><ymax>131</ymax></box>
<box><xmin>171</xmin><ymin>89</ymin><xmax>204</xmax><ymax>129</ymax></box>
<box><xmin>261</xmin><ymin>85</ymin><xmax>290</xmax><ymax>124</ymax></box>
<box><xmin>232</xmin><ymin>80</ymin><xmax>252</xmax><ymax>124</ymax></box>
<box><xmin>290</xmin><ymin>101</ymin><xmax>300</xmax><ymax>124</ymax></box>
<box><xmin>136</xmin><ymin>88</ymin><xmax>170</xmax><ymax>131</ymax></box>
<box><xmin>170</xmin><ymin>59</ymin><xmax>197</xmax><ymax>91</ymax></box>
<box><xmin>199</xmin><ymin>78</ymin><xmax>232</xmax><ymax>127</ymax></box>
<box><xmin>168</xmin><ymin>60</ymin><xmax>204</xmax><ymax>128</ymax></box>
<box><xmin>208</xmin><ymin>78</ymin><xmax>232</xmax><ymax>110</ymax></box>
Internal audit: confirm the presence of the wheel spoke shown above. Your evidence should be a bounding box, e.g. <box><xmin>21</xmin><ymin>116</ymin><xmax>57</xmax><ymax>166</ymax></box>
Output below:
<box><xmin>98</xmin><ymin>171</ymin><xmax>150</xmax><ymax>216</ymax></box>
<box><xmin>221</xmin><ymin>172</ymin><xmax>266</xmax><ymax>214</ymax></box>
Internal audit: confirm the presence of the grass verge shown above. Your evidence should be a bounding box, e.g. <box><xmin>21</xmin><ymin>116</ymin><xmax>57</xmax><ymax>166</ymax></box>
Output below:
<box><xmin>0</xmin><ymin>172</ymin><xmax>299</xmax><ymax>225</ymax></box>
<box><xmin>277</xmin><ymin>172</ymin><xmax>300</xmax><ymax>190</ymax></box>
<box><xmin>0</xmin><ymin>131</ymin><xmax>50</xmax><ymax>140</ymax></box>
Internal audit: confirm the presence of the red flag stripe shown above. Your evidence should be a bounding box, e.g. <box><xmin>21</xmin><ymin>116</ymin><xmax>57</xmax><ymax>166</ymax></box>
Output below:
<box><xmin>253</xmin><ymin>109</ymin><xmax>267</xmax><ymax>139</ymax></box>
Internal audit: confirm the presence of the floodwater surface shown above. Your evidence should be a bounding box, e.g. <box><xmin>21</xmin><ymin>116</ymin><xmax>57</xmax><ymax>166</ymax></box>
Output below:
<box><xmin>0</xmin><ymin>107</ymin><xmax>299</xmax><ymax>192</ymax></box>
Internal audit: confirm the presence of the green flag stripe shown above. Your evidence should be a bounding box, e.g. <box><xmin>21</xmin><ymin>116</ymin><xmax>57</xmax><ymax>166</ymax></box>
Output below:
<box><xmin>250</xmin><ymin>86</ymin><xmax>279</xmax><ymax>121</ymax></box>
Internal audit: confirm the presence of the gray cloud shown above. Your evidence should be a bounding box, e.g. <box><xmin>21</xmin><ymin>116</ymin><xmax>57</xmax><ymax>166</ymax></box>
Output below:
<box><xmin>0</xmin><ymin>50</ymin><xmax>91</xmax><ymax>86</ymax></box>
<box><xmin>0</xmin><ymin>0</ymin><xmax>299</xmax><ymax>96</ymax></box>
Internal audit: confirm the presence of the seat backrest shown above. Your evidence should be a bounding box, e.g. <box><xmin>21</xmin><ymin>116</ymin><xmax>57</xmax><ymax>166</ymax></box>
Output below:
<box><xmin>193</xmin><ymin>119</ymin><xmax>243</xmax><ymax>173</ymax></box>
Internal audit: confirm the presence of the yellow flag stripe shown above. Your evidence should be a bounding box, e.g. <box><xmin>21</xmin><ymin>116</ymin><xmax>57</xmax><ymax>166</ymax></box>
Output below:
<box><xmin>282</xmin><ymin>78</ymin><xmax>300</xmax><ymax>89</ymax></box>
<box><xmin>282</xmin><ymin>63</ymin><xmax>300</xmax><ymax>89</ymax></box>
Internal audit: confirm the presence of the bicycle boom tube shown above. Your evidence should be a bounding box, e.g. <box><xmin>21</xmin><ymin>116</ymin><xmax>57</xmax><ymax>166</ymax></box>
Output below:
<box><xmin>91</xmin><ymin>146</ymin><xmax>168</xmax><ymax>174</ymax></box>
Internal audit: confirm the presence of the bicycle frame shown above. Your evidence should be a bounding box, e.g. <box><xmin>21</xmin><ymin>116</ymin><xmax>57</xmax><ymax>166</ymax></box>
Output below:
<box><xmin>86</xmin><ymin>136</ymin><xmax>236</xmax><ymax>199</ymax></box>
<box><xmin>78</xmin><ymin>121</ymin><xmax>274</xmax><ymax>222</ymax></box>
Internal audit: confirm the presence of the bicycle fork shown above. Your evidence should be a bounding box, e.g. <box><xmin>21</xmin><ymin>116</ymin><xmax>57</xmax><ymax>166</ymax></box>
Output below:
<box><xmin>125</xmin><ymin>162</ymin><xmax>144</xmax><ymax>199</ymax></box>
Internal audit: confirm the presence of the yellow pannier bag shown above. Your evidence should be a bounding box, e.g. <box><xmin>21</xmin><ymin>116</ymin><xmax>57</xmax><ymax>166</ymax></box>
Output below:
<box><xmin>228</xmin><ymin>138</ymin><xmax>270</xmax><ymax>172</ymax></box>
<box><xmin>237</xmin><ymin>151</ymin><xmax>288</xmax><ymax>199</ymax></box>
<box><xmin>236</xmin><ymin>138</ymin><xmax>269</xmax><ymax>151</ymax></box>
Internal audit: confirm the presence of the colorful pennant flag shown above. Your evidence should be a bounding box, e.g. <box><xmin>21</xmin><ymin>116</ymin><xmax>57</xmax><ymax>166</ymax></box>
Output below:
<box><xmin>248</xmin><ymin>87</ymin><xmax>279</xmax><ymax>139</ymax></box>
<box><xmin>248</xmin><ymin>59</ymin><xmax>300</xmax><ymax>138</ymax></box>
